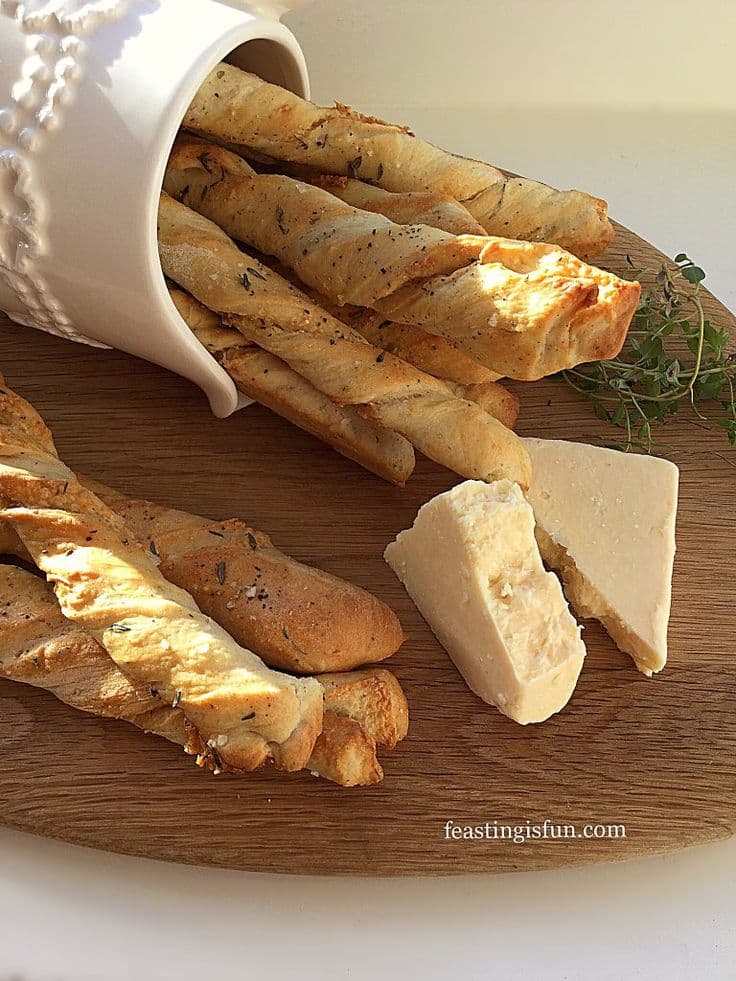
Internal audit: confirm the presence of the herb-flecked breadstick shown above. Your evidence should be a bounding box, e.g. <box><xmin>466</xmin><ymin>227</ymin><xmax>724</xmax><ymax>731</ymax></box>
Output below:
<box><xmin>170</xmin><ymin>285</ymin><xmax>415</xmax><ymax>486</ymax></box>
<box><xmin>0</xmin><ymin>565</ymin><xmax>408</xmax><ymax>786</ymax></box>
<box><xmin>184</xmin><ymin>62</ymin><xmax>614</xmax><ymax>260</ymax></box>
<box><xmin>164</xmin><ymin>138</ymin><xmax>638</xmax><ymax>381</ymax></box>
<box><xmin>157</xmin><ymin>192</ymin><xmax>532</xmax><ymax>489</ymax></box>
<box><xmin>0</xmin><ymin>466</ymin><xmax>407</xmax><ymax>674</ymax></box>
<box><xmin>0</xmin><ymin>378</ymin><xmax>323</xmax><ymax>773</ymax></box>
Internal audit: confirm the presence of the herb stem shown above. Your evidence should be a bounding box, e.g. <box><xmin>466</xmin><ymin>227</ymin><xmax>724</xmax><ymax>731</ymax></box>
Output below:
<box><xmin>561</xmin><ymin>254</ymin><xmax>735</xmax><ymax>451</ymax></box>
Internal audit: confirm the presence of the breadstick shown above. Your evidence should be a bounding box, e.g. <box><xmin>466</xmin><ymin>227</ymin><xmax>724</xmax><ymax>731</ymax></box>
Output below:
<box><xmin>177</xmin><ymin>281</ymin><xmax>516</xmax><ymax>436</ymax></box>
<box><xmin>169</xmin><ymin>286</ymin><xmax>415</xmax><ymax>486</ymax></box>
<box><xmin>0</xmin><ymin>379</ymin><xmax>323</xmax><ymax>772</ymax></box>
<box><xmin>0</xmin><ymin>564</ymin><xmax>190</xmax><ymax>745</ymax></box>
<box><xmin>179</xmin><ymin>280</ymin><xmax>519</xmax><ymax>440</ymax></box>
<box><xmin>175</xmin><ymin>136</ymin><xmax>485</xmax><ymax>235</ymax></box>
<box><xmin>317</xmin><ymin>669</ymin><xmax>409</xmax><ymax>750</ymax></box>
<box><xmin>0</xmin><ymin>565</ymin><xmax>398</xmax><ymax>786</ymax></box>
<box><xmin>304</xmin><ymin>174</ymin><xmax>485</xmax><ymax>236</ymax></box>
<box><xmin>338</xmin><ymin>307</ymin><xmax>501</xmax><ymax>386</ymax></box>
<box><xmin>184</xmin><ymin>63</ymin><xmax>613</xmax><ymax>259</ymax></box>
<box><xmin>0</xmin><ymin>471</ymin><xmax>406</xmax><ymax>674</ymax></box>
<box><xmin>242</xmin><ymin>249</ymin><xmax>504</xmax><ymax>388</ymax></box>
<box><xmin>225</xmin><ymin>152</ymin><xmax>485</xmax><ymax>236</ymax></box>
<box><xmin>178</xmin><ymin>283</ymin><xmax>516</xmax><ymax>434</ymax></box>
<box><xmin>158</xmin><ymin>193</ymin><xmax>532</xmax><ymax>488</ymax></box>
<box><xmin>88</xmin><ymin>476</ymin><xmax>406</xmax><ymax>675</ymax></box>
<box><xmin>164</xmin><ymin>139</ymin><xmax>638</xmax><ymax>381</ymax></box>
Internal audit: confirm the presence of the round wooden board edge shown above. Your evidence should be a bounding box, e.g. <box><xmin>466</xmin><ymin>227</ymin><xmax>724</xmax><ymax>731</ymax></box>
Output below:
<box><xmin>1</xmin><ymin>221</ymin><xmax>735</xmax><ymax>877</ymax></box>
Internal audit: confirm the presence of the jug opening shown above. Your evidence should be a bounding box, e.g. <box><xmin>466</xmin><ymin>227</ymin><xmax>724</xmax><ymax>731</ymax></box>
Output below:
<box><xmin>225</xmin><ymin>37</ymin><xmax>307</xmax><ymax>96</ymax></box>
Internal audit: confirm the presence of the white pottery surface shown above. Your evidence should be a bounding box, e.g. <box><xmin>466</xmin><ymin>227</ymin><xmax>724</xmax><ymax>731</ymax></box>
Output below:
<box><xmin>0</xmin><ymin>0</ymin><xmax>309</xmax><ymax>416</ymax></box>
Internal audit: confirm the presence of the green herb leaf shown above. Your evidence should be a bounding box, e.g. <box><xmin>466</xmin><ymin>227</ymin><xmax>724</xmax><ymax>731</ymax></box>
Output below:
<box><xmin>682</xmin><ymin>265</ymin><xmax>705</xmax><ymax>285</ymax></box>
<box><xmin>561</xmin><ymin>255</ymin><xmax>735</xmax><ymax>452</ymax></box>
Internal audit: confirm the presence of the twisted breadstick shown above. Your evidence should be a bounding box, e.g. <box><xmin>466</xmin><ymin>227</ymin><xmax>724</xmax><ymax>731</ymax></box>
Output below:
<box><xmin>158</xmin><ymin>193</ymin><xmax>531</xmax><ymax>488</ymax></box>
<box><xmin>184</xmin><ymin>63</ymin><xmax>613</xmax><ymax>259</ymax></box>
<box><xmin>0</xmin><ymin>564</ymin><xmax>190</xmax><ymax>745</ymax></box>
<box><xmin>0</xmin><ymin>566</ymin><xmax>405</xmax><ymax>786</ymax></box>
<box><xmin>170</xmin><ymin>286</ymin><xmax>415</xmax><ymax>486</ymax></box>
<box><xmin>303</xmin><ymin>174</ymin><xmax>486</xmax><ymax>236</ymax></box>
<box><xmin>164</xmin><ymin>139</ymin><xmax>638</xmax><ymax>380</ymax></box>
<box><xmin>245</xmin><ymin>248</ymin><xmax>505</xmax><ymax>389</ymax></box>
<box><xmin>175</xmin><ymin>154</ymin><xmax>503</xmax><ymax>388</ymax></box>
<box><xmin>336</xmin><ymin>306</ymin><xmax>500</xmax><ymax>387</ymax></box>
<box><xmin>0</xmin><ymin>378</ymin><xmax>323</xmax><ymax>772</ymax></box>
<box><xmin>0</xmin><ymin>468</ymin><xmax>406</xmax><ymax>674</ymax></box>
<box><xmin>176</xmin><ymin>284</ymin><xmax>516</xmax><ymax>444</ymax></box>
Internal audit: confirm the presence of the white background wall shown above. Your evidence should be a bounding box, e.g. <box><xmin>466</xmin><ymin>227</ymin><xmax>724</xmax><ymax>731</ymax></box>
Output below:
<box><xmin>287</xmin><ymin>0</ymin><xmax>736</xmax><ymax>110</ymax></box>
<box><xmin>286</xmin><ymin>0</ymin><xmax>736</xmax><ymax>309</ymax></box>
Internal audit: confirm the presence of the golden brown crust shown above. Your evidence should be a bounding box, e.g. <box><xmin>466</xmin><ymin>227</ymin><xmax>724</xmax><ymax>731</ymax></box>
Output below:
<box><xmin>158</xmin><ymin>193</ymin><xmax>532</xmax><ymax>488</ymax></box>
<box><xmin>0</xmin><ymin>566</ymin><xmax>400</xmax><ymax>786</ymax></box>
<box><xmin>448</xmin><ymin>380</ymin><xmax>519</xmax><ymax>430</ymax></box>
<box><xmin>81</xmin><ymin>478</ymin><xmax>406</xmax><ymax>676</ymax></box>
<box><xmin>305</xmin><ymin>174</ymin><xmax>486</xmax><ymax>236</ymax></box>
<box><xmin>307</xmin><ymin>713</ymin><xmax>383</xmax><ymax>787</ymax></box>
<box><xmin>170</xmin><ymin>286</ymin><xmax>415</xmax><ymax>486</ymax></box>
<box><xmin>0</xmin><ymin>378</ymin><xmax>324</xmax><ymax>772</ymax></box>
<box><xmin>164</xmin><ymin>138</ymin><xmax>637</xmax><ymax>381</ymax></box>
<box><xmin>0</xmin><ymin>565</ymin><xmax>190</xmax><ymax>745</ymax></box>
<box><xmin>184</xmin><ymin>63</ymin><xmax>613</xmax><ymax>259</ymax></box>
<box><xmin>2</xmin><ymin>469</ymin><xmax>407</xmax><ymax>675</ymax></box>
<box><xmin>318</xmin><ymin>668</ymin><xmax>409</xmax><ymax>750</ymax></box>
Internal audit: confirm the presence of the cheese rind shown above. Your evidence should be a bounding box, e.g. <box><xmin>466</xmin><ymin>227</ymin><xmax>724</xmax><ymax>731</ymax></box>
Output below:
<box><xmin>524</xmin><ymin>438</ymin><xmax>678</xmax><ymax>675</ymax></box>
<box><xmin>384</xmin><ymin>480</ymin><xmax>585</xmax><ymax>725</ymax></box>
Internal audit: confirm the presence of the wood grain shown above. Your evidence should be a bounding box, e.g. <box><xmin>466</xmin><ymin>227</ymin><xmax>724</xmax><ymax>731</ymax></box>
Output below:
<box><xmin>0</xmin><ymin>224</ymin><xmax>734</xmax><ymax>875</ymax></box>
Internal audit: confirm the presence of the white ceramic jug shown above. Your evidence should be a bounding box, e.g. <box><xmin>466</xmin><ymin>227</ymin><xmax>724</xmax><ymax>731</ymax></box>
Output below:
<box><xmin>0</xmin><ymin>0</ymin><xmax>310</xmax><ymax>416</ymax></box>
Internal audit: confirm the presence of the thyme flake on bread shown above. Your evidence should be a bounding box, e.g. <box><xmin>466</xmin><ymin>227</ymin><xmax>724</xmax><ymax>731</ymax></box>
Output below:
<box><xmin>562</xmin><ymin>254</ymin><xmax>736</xmax><ymax>451</ymax></box>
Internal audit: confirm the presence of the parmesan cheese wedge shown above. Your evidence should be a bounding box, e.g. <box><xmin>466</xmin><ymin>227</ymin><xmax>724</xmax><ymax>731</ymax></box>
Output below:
<box><xmin>384</xmin><ymin>479</ymin><xmax>586</xmax><ymax>724</ymax></box>
<box><xmin>524</xmin><ymin>438</ymin><xmax>678</xmax><ymax>676</ymax></box>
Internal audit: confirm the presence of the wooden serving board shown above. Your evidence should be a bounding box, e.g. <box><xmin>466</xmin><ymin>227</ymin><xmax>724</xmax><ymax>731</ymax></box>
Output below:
<box><xmin>0</xmin><ymin>225</ymin><xmax>735</xmax><ymax>876</ymax></box>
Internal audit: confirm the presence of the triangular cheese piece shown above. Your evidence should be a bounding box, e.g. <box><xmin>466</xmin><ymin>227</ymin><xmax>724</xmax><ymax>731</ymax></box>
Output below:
<box><xmin>524</xmin><ymin>438</ymin><xmax>678</xmax><ymax>675</ymax></box>
<box><xmin>385</xmin><ymin>479</ymin><xmax>586</xmax><ymax>724</ymax></box>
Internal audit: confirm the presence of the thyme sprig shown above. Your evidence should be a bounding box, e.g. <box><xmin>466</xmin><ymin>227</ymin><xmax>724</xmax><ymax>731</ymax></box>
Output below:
<box><xmin>561</xmin><ymin>254</ymin><xmax>736</xmax><ymax>451</ymax></box>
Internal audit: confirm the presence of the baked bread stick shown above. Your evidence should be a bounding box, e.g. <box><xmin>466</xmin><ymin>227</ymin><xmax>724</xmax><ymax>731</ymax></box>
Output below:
<box><xmin>176</xmin><ymin>283</ymin><xmax>516</xmax><ymax>442</ymax></box>
<box><xmin>184</xmin><ymin>62</ymin><xmax>614</xmax><ymax>259</ymax></box>
<box><xmin>0</xmin><ymin>563</ymin><xmax>191</xmax><ymax>746</ymax></box>
<box><xmin>197</xmin><ymin>295</ymin><xmax>518</xmax><ymax>429</ymax></box>
<box><xmin>169</xmin><ymin>142</ymin><xmax>502</xmax><ymax>386</ymax></box>
<box><xmin>158</xmin><ymin>193</ymin><xmax>532</xmax><ymax>488</ymax></box>
<box><xmin>0</xmin><ymin>471</ymin><xmax>406</xmax><ymax>674</ymax></box>
<box><xmin>0</xmin><ymin>378</ymin><xmax>323</xmax><ymax>772</ymax></box>
<box><xmin>170</xmin><ymin>286</ymin><xmax>415</xmax><ymax>486</ymax></box>
<box><xmin>242</xmin><ymin>248</ymin><xmax>506</xmax><ymax>389</ymax></box>
<box><xmin>303</xmin><ymin>174</ymin><xmax>486</xmax><ymax>236</ymax></box>
<box><xmin>164</xmin><ymin>139</ymin><xmax>638</xmax><ymax>381</ymax></box>
<box><xmin>0</xmin><ymin>565</ymin><xmax>405</xmax><ymax>786</ymax></box>
<box><xmin>86</xmin><ymin>474</ymin><xmax>407</xmax><ymax>675</ymax></box>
